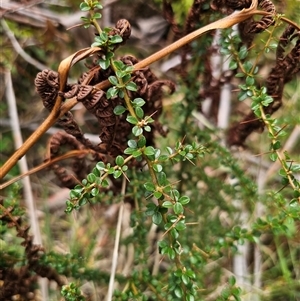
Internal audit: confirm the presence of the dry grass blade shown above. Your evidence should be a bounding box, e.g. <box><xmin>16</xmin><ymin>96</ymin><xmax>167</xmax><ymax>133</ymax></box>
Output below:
<box><xmin>4</xmin><ymin>70</ymin><xmax>49</xmax><ymax>300</ymax></box>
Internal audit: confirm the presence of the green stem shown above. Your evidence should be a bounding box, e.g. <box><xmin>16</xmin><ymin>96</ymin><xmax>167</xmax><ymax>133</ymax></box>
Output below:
<box><xmin>90</xmin><ymin>9</ymin><xmax>102</xmax><ymax>35</ymax></box>
<box><xmin>110</xmin><ymin>60</ymin><xmax>138</xmax><ymax>119</ymax></box>
<box><xmin>259</xmin><ymin>105</ymin><xmax>300</xmax><ymax>199</ymax></box>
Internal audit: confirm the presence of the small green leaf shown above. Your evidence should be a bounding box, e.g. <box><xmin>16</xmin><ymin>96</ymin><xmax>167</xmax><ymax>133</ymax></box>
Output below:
<box><xmin>168</xmin><ymin>215</ymin><xmax>178</xmax><ymax>223</ymax></box>
<box><xmin>272</xmin><ymin>141</ymin><xmax>281</xmax><ymax>150</ymax></box>
<box><xmin>157</xmin><ymin>172</ymin><xmax>168</xmax><ymax>186</ymax></box>
<box><xmin>269</xmin><ymin>152</ymin><xmax>278</xmax><ymax>162</ymax></box>
<box><xmin>153</xmin><ymin>191</ymin><xmax>162</xmax><ymax>199</ymax></box>
<box><xmin>153</xmin><ymin>164</ymin><xmax>163</xmax><ymax>172</ymax></box>
<box><xmin>109</xmin><ymin>35</ymin><xmax>123</xmax><ymax>44</ymax></box>
<box><xmin>186</xmin><ymin>294</ymin><xmax>195</xmax><ymax>301</ymax></box>
<box><xmin>179</xmin><ymin>196</ymin><xmax>190</xmax><ymax>205</ymax></box>
<box><xmin>174</xmin><ymin>269</ymin><xmax>182</xmax><ymax>277</ymax></box>
<box><xmin>145</xmin><ymin>203</ymin><xmax>156</xmax><ymax>216</ymax></box>
<box><xmin>125</xmin><ymin>66</ymin><xmax>134</xmax><ymax>72</ymax></box>
<box><xmin>144</xmin><ymin>146</ymin><xmax>155</xmax><ymax>156</ymax></box>
<box><xmin>181</xmin><ymin>274</ymin><xmax>189</xmax><ymax>285</ymax></box>
<box><xmin>175</xmin><ymin>221</ymin><xmax>186</xmax><ymax>231</ymax></box>
<box><xmin>118</xmin><ymin>89</ymin><xmax>125</xmax><ymax>98</ymax></box>
<box><xmin>108</xmin><ymin>76</ymin><xmax>118</xmax><ymax>86</ymax></box>
<box><xmin>95</xmin><ymin>3</ymin><xmax>103</xmax><ymax>9</ymax></box>
<box><xmin>116</xmin><ymin>70</ymin><xmax>126</xmax><ymax>78</ymax></box>
<box><xmin>235</xmin><ymin>72</ymin><xmax>245</xmax><ymax>78</ymax></box>
<box><xmin>243</xmin><ymin>61</ymin><xmax>253</xmax><ymax>73</ymax></box>
<box><xmin>137</xmin><ymin>135</ymin><xmax>146</xmax><ymax>148</ymax></box>
<box><xmin>132</xmin><ymin>98</ymin><xmax>145</xmax><ymax>107</ymax></box>
<box><xmin>171</xmin><ymin>190</ymin><xmax>180</xmax><ymax>201</ymax></box>
<box><xmin>238</xmin><ymin>91</ymin><xmax>248</xmax><ymax>101</ymax></box>
<box><xmin>135</xmin><ymin>106</ymin><xmax>144</xmax><ymax>119</ymax></box>
<box><xmin>113</xmin><ymin>60</ymin><xmax>125</xmax><ymax>70</ymax></box>
<box><xmin>92</xmin><ymin>167</ymin><xmax>100</xmax><ymax>177</ymax></box>
<box><xmin>125</xmin><ymin>82</ymin><xmax>137</xmax><ymax>91</ymax></box>
<box><xmin>269</xmin><ymin>42</ymin><xmax>278</xmax><ymax>49</ymax></box>
<box><xmin>174</xmin><ymin>287</ymin><xmax>183</xmax><ymax>298</ymax></box>
<box><xmin>132</xmin><ymin>149</ymin><xmax>142</xmax><ymax>158</ymax></box>
<box><xmin>132</xmin><ymin>126</ymin><xmax>143</xmax><ymax>136</ymax></box>
<box><xmin>115</xmin><ymin>155</ymin><xmax>124</xmax><ymax>166</ymax></box>
<box><xmin>281</xmin><ymin>176</ymin><xmax>289</xmax><ymax>185</ymax></box>
<box><xmin>229</xmin><ymin>60</ymin><xmax>238</xmax><ymax>70</ymax></box>
<box><xmin>185</xmin><ymin>153</ymin><xmax>194</xmax><ymax>160</ymax></box>
<box><xmin>70</xmin><ymin>188</ymin><xmax>82</xmax><ymax>199</ymax></box>
<box><xmin>124</xmin><ymin>147</ymin><xmax>133</xmax><ymax>154</ymax></box>
<box><xmin>96</xmin><ymin>162</ymin><xmax>106</xmax><ymax>171</ymax></box>
<box><xmin>168</xmin><ymin>247</ymin><xmax>176</xmax><ymax>259</ymax></box>
<box><xmin>102</xmin><ymin>179</ymin><xmax>109</xmax><ymax>188</ymax></box>
<box><xmin>79</xmin><ymin>2</ymin><xmax>91</xmax><ymax>11</ymax></box>
<box><xmin>81</xmin><ymin>16</ymin><xmax>89</xmax><ymax>22</ymax></box>
<box><xmin>166</xmin><ymin>147</ymin><xmax>173</xmax><ymax>155</ymax></box>
<box><xmin>291</xmin><ymin>164</ymin><xmax>300</xmax><ymax>172</ymax></box>
<box><xmin>238</xmin><ymin>45</ymin><xmax>248</xmax><ymax>59</ymax></box>
<box><xmin>186</xmin><ymin>269</ymin><xmax>196</xmax><ymax>279</ymax></box>
<box><xmin>99</xmin><ymin>32</ymin><xmax>108</xmax><ymax>42</ymax></box>
<box><xmin>91</xmin><ymin>187</ymin><xmax>99</xmax><ymax>197</ymax></box>
<box><xmin>229</xmin><ymin>276</ymin><xmax>236</xmax><ymax>286</ymax></box>
<box><xmin>152</xmin><ymin>212</ymin><xmax>162</xmax><ymax>225</ymax></box>
<box><xmin>121</xmin><ymin>73</ymin><xmax>131</xmax><ymax>83</ymax></box>
<box><xmin>113</xmin><ymin>170</ymin><xmax>122</xmax><ymax>178</ymax></box>
<box><xmin>144</xmin><ymin>182</ymin><xmax>155</xmax><ymax>192</ymax></box>
<box><xmin>221</xmin><ymin>287</ymin><xmax>231</xmax><ymax>299</ymax></box>
<box><xmin>84</xmin><ymin>23</ymin><xmax>91</xmax><ymax>29</ymax></box>
<box><xmin>99</xmin><ymin>58</ymin><xmax>110</xmax><ymax>70</ymax></box>
<box><xmin>144</xmin><ymin>125</ymin><xmax>151</xmax><ymax>132</ymax></box>
<box><xmin>113</xmin><ymin>105</ymin><xmax>126</xmax><ymax>115</ymax></box>
<box><xmin>78</xmin><ymin>197</ymin><xmax>88</xmax><ymax>207</ymax></box>
<box><xmin>87</xmin><ymin>173</ymin><xmax>96</xmax><ymax>183</ymax></box>
<box><xmin>158</xmin><ymin>240</ymin><xmax>168</xmax><ymax>249</ymax></box>
<box><xmin>162</xmin><ymin>201</ymin><xmax>173</xmax><ymax>208</ymax></box>
<box><xmin>106</xmin><ymin>87</ymin><xmax>118</xmax><ymax>99</ymax></box>
<box><xmin>126</xmin><ymin>115</ymin><xmax>138</xmax><ymax>124</ymax></box>
<box><xmin>93</xmin><ymin>12</ymin><xmax>102</xmax><ymax>19</ymax></box>
<box><xmin>179</xmin><ymin>150</ymin><xmax>186</xmax><ymax>156</ymax></box>
<box><xmin>107</xmin><ymin>167</ymin><xmax>115</xmax><ymax>174</ymax></box>
<box><xmin>159</xmin><ymin>155</ymin><xmax>168</xmax><ymax>161</ymax></box>
<box><xmin>128</xmin><ymin>139</ymin><xmax>137</xmax><ymax>148</ymax></box>
<box><xmin>246</xmin><ymin>76</ymin><xmax>255</xmax><ymax>86</ymax></box>
<box><xmin>173</xmin><ymin>202</ymin><xmax>184</xmax><ymax>214</ymax></box>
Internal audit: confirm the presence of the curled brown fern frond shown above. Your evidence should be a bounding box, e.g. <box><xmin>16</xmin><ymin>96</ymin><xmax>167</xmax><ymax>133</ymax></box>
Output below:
<box><xmin>0</xmin><ymin>201</ymin><xmax>65</xmax><ymax>300</ymax></box>
<box><xmin>248</xmin><ymin>0</ymin><xmax>276</xmax><ymax>33</ymax></box>
<box><xmin>47</xmin><ymin>131</ymin><xmax>87</xmax><ymax>188</ymax></box>
<box><xmin>184</xmin><ymin>0</ymin><xmax>208</xmax><ymax>35</ymax></box>
<box><xmin>34</xmin><ymin>69</ymin><xmax>59</xmax><ymax>111</ymax></box>
<box><xmin>162</xmin><ymin>0</ymin><xmax>182</xmax><ymax>39</ymax></box>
